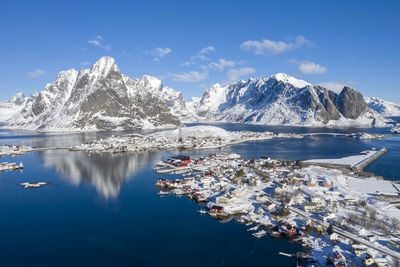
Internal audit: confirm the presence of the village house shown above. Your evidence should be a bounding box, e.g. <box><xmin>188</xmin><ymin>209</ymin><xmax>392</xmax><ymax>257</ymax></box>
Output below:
<box><xmin>352</xmin><ymin>244</ymin><xmax>367</xmax><ymax>257</ymax></box>
<box><xmin>311</xmin><ymin>194</ymin><xmax>324</xmax><ymax>204</ymax></box>
<box><xmin>304</xmin><ymin>202</ymin><xmax>318</xmax><ymax>213</ymax></box>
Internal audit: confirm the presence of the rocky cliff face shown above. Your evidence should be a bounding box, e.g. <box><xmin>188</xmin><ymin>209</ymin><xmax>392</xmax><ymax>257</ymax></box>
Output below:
<box><xmin>335</xmin><ymin>86</ymin><xmax>370</xmax><ymax>120</ymax></box>
<box><xmin>190</xmin><ymin>73</ymin><xmax>385</xmax><ymax>126</ymax></box>
<box><xmin>5</xmin><ymin>57</ymin><xmax>183</xmax><ymax>131</ymax></box>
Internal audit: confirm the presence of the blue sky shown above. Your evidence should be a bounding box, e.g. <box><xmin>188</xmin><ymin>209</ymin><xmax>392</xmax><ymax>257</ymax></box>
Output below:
<box><xmin>1</xmin><ymin>0</ymin><xmax>399</xmax><ymax>102</ymax></box>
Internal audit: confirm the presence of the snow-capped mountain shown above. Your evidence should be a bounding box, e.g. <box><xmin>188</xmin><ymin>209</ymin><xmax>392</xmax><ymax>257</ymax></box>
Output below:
<box><xmin>1</xmin><ymin>59</ymin><xmax>390</xmax><ymax>131</ymax></box>
<box><xmin>191</xmin><ymin>73</ymin><xmax>385</xmax><ymax>127</ymax></box>
<box><xmin>137</xmin><ymin>75</ymin><xmax>198</xmax><ymax>122</ymax></box>
<box><xmin>0</xmin><ymin>92</ymin><xmax>37</xmax><ymax>122</ymax></box>
<box><xmin>3</xmin><ymin>57</ymin><xmax>185</xmax><ymax>131</ymax></box>
<box><xmin>365</xmin><ymin>97</ymin><xmax>400</xmax><ymax>116</ymax></box>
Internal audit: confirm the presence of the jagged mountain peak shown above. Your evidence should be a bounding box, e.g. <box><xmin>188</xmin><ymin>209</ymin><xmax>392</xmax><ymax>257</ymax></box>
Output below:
<box><xmin>90</xmin><ymin>56</ymin><xmax>119</xmax><ymax>76</ymax></box>
<box><xmin>269</xmin><ymin>73</ymin><xmax>311</xmax><ymax>88</ymax></box>
<box><xmin>2</xmin><ymin>56</ymin><xmax>184</xmax><ymax>131</ymax></box>
<box><xmin>137</xmin><ymin>75</ymin><xmax>163</xmax><ymax>91</ymax></box>
<box><xmin>340</xmin><ymin>85</ymin><xmax>357</xmax><ymax>93</ymax></box>
<box><xmin>8</xmin><ymin>92</ymin><xmax>26</xmax><ymax>104</ymax></box>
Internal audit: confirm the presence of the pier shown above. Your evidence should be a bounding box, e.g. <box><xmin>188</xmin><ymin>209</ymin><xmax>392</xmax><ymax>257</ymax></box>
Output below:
<box><xmin>353</xmin><ymin>148</ymin><xmax>388</xmax><ymax>171</ymax></box>
<box><xmin>303</xmin><ymin>148</ymin><xmax>389</xmax><ymax>173</ymax></box>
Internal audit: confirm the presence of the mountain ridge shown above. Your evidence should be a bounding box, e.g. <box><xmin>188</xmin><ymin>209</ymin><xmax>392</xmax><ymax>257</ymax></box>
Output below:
<box><xmin>3</xmin><ymin>56</ymin><xmax>184</xmax><ymax>132</ymax></box>
<box><xmin>0</xmin><ymin>56</ymin><xmax>390</xmax><ymax>131</ymax></box>
<box><xmin>188</xmin><ymin>75</ymin><xmax>386</xmax><ymax>127</ymax></box>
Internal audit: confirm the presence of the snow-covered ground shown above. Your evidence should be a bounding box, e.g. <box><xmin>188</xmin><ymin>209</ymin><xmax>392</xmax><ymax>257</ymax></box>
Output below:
<box><xmin>0</xmin><ymin>145</ymin><xmax>33</xmax><ymax>156</ymax></box>
<box><xmin>74</xmin><ymin>125</ymin><xmax>303</xmax><ymax>153</ymax></box>
<box><xmin>304</xmin><ymin>149</ymin><xmax>383</xmax><ymax>167</ymax></box>
<box><xmin>149</xmin><ymin>125</ymin><xmax>234</xmax><ymax>141</ymax></box>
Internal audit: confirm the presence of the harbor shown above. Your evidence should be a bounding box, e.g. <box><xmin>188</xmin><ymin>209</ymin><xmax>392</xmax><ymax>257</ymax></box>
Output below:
<box><xmin>154</xmin><ymin>151</ymin><xmax>400</xmax><ymax>266</ymax></box>
<box><xmin>0</xmin><ymin>124</ymin><xmax>398</xmax><ymax>266</ymax></box>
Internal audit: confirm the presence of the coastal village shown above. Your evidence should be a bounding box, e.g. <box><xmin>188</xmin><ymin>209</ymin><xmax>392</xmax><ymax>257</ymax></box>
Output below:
<box><xmin>0</xmin><ymin>125</ymin><xmax>399</xmax><ymax>266</ymax></box>
<box><xmin>154</xmin><ymin>149</ymin><xmax>400</xmax><ymax>266</ymax></box>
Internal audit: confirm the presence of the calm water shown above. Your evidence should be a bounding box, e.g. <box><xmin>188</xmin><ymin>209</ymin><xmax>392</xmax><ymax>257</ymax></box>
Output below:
<box><xmin>0</xmin><ymin>121</ymin><xmax>399</xmax><ymax>266</ymax></box>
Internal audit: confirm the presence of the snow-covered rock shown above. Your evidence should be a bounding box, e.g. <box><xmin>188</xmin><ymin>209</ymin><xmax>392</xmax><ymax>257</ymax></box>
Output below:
<box><xmin>138</xmin><ymin>75</ymin><xmax>197</xmax><ymax>122</ymax></box>
<box><xmin>3</xmin><ymin>57</ymin><xmax>184</xmax><ymax>132</ymax></box>
<box><xmin>0</xmin><ymin>92</ymin><xmax>37</xmax><ymax>122</ymax></box>
<box><xmin>191</xmin><ymin>73</ymin><xmax>386</xmax><ymax>127</ymax></box>
<box><xmin>365</xmin><ymin>96</ymin><xmax>400</xmax><ymax>116</ymax></box>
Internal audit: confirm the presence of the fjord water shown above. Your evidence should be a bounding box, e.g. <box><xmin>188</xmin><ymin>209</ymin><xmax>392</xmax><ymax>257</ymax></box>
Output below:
<box><xmin>0</xmin><ymin>122</ymin><xmax>399</xmax><ymax>266</ymax></box>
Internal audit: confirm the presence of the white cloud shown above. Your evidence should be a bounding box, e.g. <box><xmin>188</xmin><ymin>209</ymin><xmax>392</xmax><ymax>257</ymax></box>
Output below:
<box><xmin>293</xmin><ymin>61</ymin><xmax>327</xmax><ymax>74</ymax></box>
<box><xmin>318</xmin><ymin>81</ymin><xmax>357</xmax><ymax>93</ymax></box>
<box><xmin>88</xmin><ymin>35</ymin><xmax>111</xmax><ymax>51</ymax></box>
<box><xmin>81</xmin><ymin>62</ymin><xmax>90</xmax><ymax>67</ymax></box>
<box><xmin>88</xmin><ymin>40</ymin><xmax>100</xmax><ymax>46</ymax></box>
<box><xmin>169</xmin><ymin>71</ymin><xmax>208</xmax><ymax>83</ymax></box>
<box><xmin>227</xmin><ymin>67</ymin><xmax>256</xmax><ymax>81</ymax></box>
<box><xmin>196</xmin><ymin>46</ymin><xmax>215</xmax><ymax>60</ymax></box>
<box><xmin>26</xmin><ymin>69</ymin><xmax>46</xmax><ymax>78</ymax></box>
<box><xmin>240</xmin><ymin>35</ymin><xmax>312</xmax><ymax>56</ymax></box>
<box><xmin>208</xmin><ymin>58</ymin><xmax>236</xmax><ymax>71</ymax></box>
<box><xmin>183</xmin><ymin>46</ymin><xmax>216</xmax><ymax>65</ymax></box>
<box><xmin>147</xmin><ymin>47</ymin><xmax>172</xmax><ymax>62</ymax></box>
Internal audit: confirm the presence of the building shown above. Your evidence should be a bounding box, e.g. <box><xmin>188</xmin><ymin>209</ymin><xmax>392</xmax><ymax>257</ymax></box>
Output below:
<box><xmin>304</xmin><ymin>202</ymin><xmax>318</xmax><ymax>213</ymax></box>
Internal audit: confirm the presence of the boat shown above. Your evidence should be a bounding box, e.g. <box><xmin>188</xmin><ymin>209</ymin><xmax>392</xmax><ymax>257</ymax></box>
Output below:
<box><xmin>271</xmin><ymin>231</ymin><xmax>281</xmax><ymax>238</ymax></box>
<box><xmin>279</xmin><ymin>252</ymin><xmax>294</xmax><ymax>257</ymax></box>
<box><xmin>252</xmin><ymin>230</ymin><xmax>267</xmax><ymax>238</ymax></box>
<box><xmin>247</xmin><ymin>225</ymin><xmax>260</xmax><ymax>231</ymax></box>
<box><xmin>18</xmin><ymin>182</ymin><xmax>49</xmax><ymax>189</ymax></box>
<box><xmin>157</xmin><ymin>191</ymin><xmax>169</xmax><ymax>195</ymax></box>
<box><xmin>392</xmin><ymin>124</ymin><xmax>400</xmax><ymax>134</ymax></box>
<box><xmin>197</xmin><ymin>209</ymin><xmax>207</xmax><ymax>214</ymax></box>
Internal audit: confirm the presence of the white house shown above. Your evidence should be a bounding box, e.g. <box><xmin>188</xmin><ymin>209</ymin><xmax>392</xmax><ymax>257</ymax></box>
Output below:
<box><xmin>311</xmin><ymin>194</ymin><xmax>324</xmax><ymax>204</ymax></box>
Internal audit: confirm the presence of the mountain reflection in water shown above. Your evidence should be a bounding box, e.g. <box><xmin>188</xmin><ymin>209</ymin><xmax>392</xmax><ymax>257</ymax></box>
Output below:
<box><xmin>41</xmin><ymin>150</ymin><xmax>162</xmax><ymax>198</ymax></box>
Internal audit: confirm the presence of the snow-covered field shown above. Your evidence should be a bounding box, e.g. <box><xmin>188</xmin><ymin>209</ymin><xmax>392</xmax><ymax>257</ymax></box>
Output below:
<box><xmin>304</xmin><ymin>149</ymin><xmax>383</xmax><ymax>167</ymax></box>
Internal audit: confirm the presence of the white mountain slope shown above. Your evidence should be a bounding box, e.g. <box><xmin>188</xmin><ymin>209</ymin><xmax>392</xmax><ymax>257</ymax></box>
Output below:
<box><xmin>0</xmin><ymin>92</ymin><xmax>37</xmax><ymax>122</ymax></box>
<box><xmin>2</xmin><ymin>57</ymin><xmax>190</xmax><ymax>132</ymax></box>
<box><xmin>365</xmin><ymin>97</ymin><xmax>400</xmax><ymax>116</ymax></box>
<box><xmin>136</xmin><ymin>75</ymin><xmax>198</xmax><ymax>122</ymax></box>
<box><xmin>191</xmin><ymin>73</ymin><xmax>386</xmax><ymax>127</ymax></box>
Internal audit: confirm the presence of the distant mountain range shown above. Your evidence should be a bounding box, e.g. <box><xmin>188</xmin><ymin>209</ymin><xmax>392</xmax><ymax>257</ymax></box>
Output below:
<box><xmin>0</xmin><ymin>56</ymin><xmax>395</xmax><ymax>131</ymax></box>
<box><xmin>364</xmin><ymin>97</ymin><xmax>400</xmax><ymax>117</ymax></box>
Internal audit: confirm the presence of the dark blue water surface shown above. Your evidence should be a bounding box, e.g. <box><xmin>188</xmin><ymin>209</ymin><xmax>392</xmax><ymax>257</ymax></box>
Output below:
<box><xmin>0</xmin><ymin>122</ymin><xmax>399</xmax><ymax>266</ymax></box>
